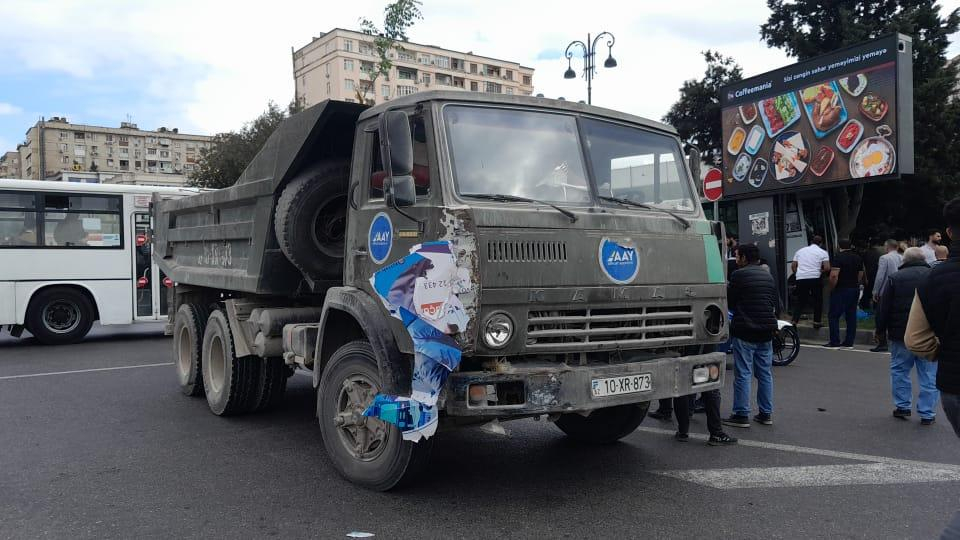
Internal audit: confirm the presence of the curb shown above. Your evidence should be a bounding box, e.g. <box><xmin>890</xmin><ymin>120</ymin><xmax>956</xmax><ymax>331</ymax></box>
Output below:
<box><xmin>795</xmin><ymin>323</ymin><xmax>875</xmax><ymax>346</ymax></box>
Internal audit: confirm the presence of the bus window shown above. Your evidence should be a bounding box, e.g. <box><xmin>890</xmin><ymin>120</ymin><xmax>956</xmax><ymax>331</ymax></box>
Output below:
<box><xmin>41</xmin><ymin>193</ymin><xmax>122</xmax><ymax>248</ymax></box>
<box><xmin>0</xmin><ymin>192</ymin><xmax>39</xmax><ymax>247</ymax></box>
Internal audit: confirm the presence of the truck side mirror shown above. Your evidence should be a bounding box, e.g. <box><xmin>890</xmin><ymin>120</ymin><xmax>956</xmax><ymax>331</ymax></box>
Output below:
<box><xmin>384</xmin><ymin>175</ymin><xmax>416</xmax><ymax>208</ymax></box>
<box><xmin>686</xmin><ymin>144</ymin><xmax>702</xmax><ymax>190</ymax></box>
<box><xmin>380</xmin><ymin>110</ymin><xmax>413</xmax><ymax>177</ymax></box>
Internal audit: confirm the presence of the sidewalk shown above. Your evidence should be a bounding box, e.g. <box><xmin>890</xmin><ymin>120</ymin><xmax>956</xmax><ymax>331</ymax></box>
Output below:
<box><xmin>794</xmin><ymin>321</ymin><xmax>875</xmax><ymax>347</ymax></box>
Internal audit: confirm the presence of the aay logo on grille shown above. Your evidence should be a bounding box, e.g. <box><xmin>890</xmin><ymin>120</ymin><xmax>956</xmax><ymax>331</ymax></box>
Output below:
<box><xmin>598</xmin><ymin>238</ymin><xmax>639</xmax><ymax>284</ymax></box>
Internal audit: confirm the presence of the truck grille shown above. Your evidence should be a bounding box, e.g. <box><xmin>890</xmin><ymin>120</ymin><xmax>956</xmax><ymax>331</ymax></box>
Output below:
<box><xmin>526</xmin><ymin>306</ymin><xmax>695</xmax><ymax>350</ymax></box>
<box><xmin>486</xmin><ymin>240</ymin><xmax>567</xmax><ymax>263</ymax></box>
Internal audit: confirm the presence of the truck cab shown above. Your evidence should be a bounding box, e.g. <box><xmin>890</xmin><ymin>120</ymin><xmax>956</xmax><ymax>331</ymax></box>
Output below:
<box><xmin>154</xmin><ymin>91</ymin><xmax>728</xmax><ymax>490</ymax></box>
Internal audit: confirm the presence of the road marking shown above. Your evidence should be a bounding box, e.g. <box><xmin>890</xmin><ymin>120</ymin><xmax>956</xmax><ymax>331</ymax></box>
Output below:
<box><xmin>0</xmin><ymin>362</ymin><xmax>173</xmax><ymax>381</ymax></box>
<box><xmin>655</xmin><ymin>462</ymin><xmax>960</xmax><ymax>489</ymax></box>
<box><xmin>638</xmin><ymin>426</ymin><xmax>960</xmax><ymax>488</ymax></box>
<box><xmin>799</xmin><ymin>344</ymin><xmax>878</xmax><ymax>354</ymax></box>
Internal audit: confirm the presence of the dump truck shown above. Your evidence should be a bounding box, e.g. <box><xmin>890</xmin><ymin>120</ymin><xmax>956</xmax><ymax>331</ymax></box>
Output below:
<box><xmin>153</xmin><ymin>91</ymin><xmax>729</xmax><ymax>490</ymax></box>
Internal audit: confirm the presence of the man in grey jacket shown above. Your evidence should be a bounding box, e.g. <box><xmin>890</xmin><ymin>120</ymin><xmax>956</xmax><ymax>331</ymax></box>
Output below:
<box><xmin>871</xmin><ymin>239</ymin><xmax>903</xmax><ymax>352</ymax></box>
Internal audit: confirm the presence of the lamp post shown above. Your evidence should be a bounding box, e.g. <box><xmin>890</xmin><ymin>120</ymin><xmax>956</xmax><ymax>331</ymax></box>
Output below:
<box><xmin>563</xmin><ymin>32</ymin><xmax>617</xmax><ymax>105</ymax></box>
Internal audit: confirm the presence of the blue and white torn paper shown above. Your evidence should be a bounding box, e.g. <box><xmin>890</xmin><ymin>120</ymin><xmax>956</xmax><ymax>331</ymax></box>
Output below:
<box><xmin>364</xmin><ymin>241</ymin><xmax>472</xmax><ymax>441</ymax></box>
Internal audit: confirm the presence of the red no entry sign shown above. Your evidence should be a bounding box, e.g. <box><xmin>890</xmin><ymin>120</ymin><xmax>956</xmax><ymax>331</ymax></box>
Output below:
<box><xmin>703</xmin><ymin>167</ymin><xmax>723</xmax><ymax>202</ymax></box>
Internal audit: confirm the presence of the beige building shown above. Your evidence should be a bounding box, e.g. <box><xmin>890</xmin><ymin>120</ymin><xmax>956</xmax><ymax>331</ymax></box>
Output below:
<box><xmin>15</xmin><ymin>117</ymin><xmax>213</xmax><ymax>185</ymax></box>
<box><xmin>293</xmin><ymin>28</ymin><xmax>535</xmax><ymax>107</ymax></box>
<box><xmin>0</xmin><ymin>151</ymin><xmax>21</xmax><ymax>178</ymax></box>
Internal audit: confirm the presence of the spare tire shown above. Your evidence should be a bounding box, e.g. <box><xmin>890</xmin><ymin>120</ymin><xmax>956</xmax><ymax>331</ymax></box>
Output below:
<box><xmin>274</xmin><ymin>161</ymin><xmax>350</xmax><ymax>280</ymax></box>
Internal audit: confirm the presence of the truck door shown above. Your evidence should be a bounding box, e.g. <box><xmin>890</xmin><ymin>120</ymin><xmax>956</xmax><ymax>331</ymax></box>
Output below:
<box><xmin>345</xmin><ymin>110</ymin><xmax>441</xmax><ymax>289</ymax></box>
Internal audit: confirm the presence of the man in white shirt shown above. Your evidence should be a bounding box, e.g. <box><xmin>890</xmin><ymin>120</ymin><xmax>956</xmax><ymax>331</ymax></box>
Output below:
<box><xmin>920</xmin><ymin>229</ymin><xmax>941</xmax><ymax>265</ymax></box>
<box><xmin>870</xmin><ymin>239</ymin><xmax>903</xmax><ymax>352</ymax></box>
<box><xmin>791</xmin><ymin>235</ymin><xmax>831</xmax><ymax>328</ymax></box>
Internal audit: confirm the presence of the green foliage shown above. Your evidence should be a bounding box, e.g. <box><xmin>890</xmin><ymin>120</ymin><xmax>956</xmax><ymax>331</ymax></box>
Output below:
<box><xmin>663</xmin><ymin>51</ymin><xmax>744</xmax><ymax>167</ymax></box>
<box><xmin>188</xmin><ymin>101</ymin><xmax>301</xmax><ymax>189</ymax></box>
<box><xmin>357</xmin><ymin>0</ymin><xmax>424</xmax><ymax>105</ymax></box>
<box><xmin>761</xmin><ymin>0</ymin><xmax>960</xmax><ymax>239</ymax></box>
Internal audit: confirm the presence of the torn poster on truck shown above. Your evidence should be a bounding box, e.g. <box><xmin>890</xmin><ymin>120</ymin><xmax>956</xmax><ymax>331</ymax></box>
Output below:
<box><xmin>364</xmin><ymin>240</ymin><xmax>472</xmax><ymax>441</ymax></box>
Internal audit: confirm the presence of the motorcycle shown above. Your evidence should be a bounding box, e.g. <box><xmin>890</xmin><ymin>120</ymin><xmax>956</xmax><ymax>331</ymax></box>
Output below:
<box><xmin>725</xmin><ymin>312</ymin><xmax>800</xmax><ymax>367</ymax></box>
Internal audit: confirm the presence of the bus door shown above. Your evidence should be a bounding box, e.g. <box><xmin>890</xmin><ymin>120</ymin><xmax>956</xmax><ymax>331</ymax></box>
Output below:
<box><xmin>132</xmin><ymin>212</ymin><xmax>169</xmax><ymax>320</ymax></box>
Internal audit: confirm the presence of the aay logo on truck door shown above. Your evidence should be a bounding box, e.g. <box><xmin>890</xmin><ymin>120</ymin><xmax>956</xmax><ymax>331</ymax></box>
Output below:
<box><xmin>368</xmin><ymin>212</ymin><xmax>393</xmax><ymax>264</ymax></box>
<box><xmin>598</xmin><ymin>238</ymin><xmax>639</xmax><ymax>284</ymax></box>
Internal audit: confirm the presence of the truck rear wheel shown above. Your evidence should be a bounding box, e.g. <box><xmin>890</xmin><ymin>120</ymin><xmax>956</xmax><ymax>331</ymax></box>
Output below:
<box><xmin>249</xmin><ymin>357</ymin><xmax>288</xmax><ymax>412</ymax></box>
<box><xmin>25</xmin><ymin>287</ymin><xmax>95</xmax><ymax>345</ymax></box>
<box><xmin>554</xmin><ymin>402</ymin><xmax>651</xmax><ymax>444</ymax></box>
<box><xmin>274</xmin><ymin>161</ymin><xmax>350</xmax><ymax>280</ymax></box>
<box><xmin>201</xmin><ymin>309</ymin><xmax>258</xmax><ymax>416</ymax></box>
<box><xmin>173</xmin><ymin>303</ymin><xmax>207</xmax><ymax>397</ymax></box>
<box><xmin>317</xmin><ymin>340</ymin><xmax>433</xmax><ymax>491</ymax></box>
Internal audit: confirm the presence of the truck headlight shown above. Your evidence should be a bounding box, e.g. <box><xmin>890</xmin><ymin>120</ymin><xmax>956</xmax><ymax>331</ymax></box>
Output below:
<box><xmin>693</xmin><ymin>367</ymin><xmax>710</xmax><ymax>384</ymax></box>
<box><xmin>483</xmin><ymin>312</ymin><xmax>514</xmax><ymax>349</ymax></box>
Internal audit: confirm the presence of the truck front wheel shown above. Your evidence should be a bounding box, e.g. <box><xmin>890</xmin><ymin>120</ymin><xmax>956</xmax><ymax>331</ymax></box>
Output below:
<box><xmin>317</xmin><ymin>340</ymin><xmax>433</xmax><ymax>491</ymax></box>
<box><xmin>554</xmin><ymin>402</ymin><xmax>651</xmax><ymax>444</ymax></box>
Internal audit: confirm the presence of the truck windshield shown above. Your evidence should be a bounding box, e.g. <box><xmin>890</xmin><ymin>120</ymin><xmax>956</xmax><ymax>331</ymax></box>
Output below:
<box><xmin>443</xmin><ymin>106</ymin><xmax>592</xmax><ymax>204</ymax></box>
<box><xmin>582</xmin><ymin>118</ymin><xmax>696</xmax><ymax>212</ymax></box>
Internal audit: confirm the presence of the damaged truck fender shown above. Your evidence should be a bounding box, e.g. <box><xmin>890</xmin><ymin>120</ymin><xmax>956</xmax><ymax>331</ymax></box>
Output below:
<box><xmin>313</xmin><ymin>286</ymin><xmax>413</xmax><ymax>396</ymax></box>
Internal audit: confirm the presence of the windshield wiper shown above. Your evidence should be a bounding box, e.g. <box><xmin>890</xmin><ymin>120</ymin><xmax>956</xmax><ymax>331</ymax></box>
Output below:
<box><xmin>598</xmin><ymin>195</ymin><xmax>690</xmax><ymax>229</ymax></box>
<box><xmin>462</xmin><ymin>193</ymin><xmax>578</xmax><ymax>222</ymax></box>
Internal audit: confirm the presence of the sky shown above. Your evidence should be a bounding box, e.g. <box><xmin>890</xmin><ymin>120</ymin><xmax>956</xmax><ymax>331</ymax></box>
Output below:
<box><xmin>1</xmin><ymin>0</ymin><xmax>958</xmax><ymax>155</ymax></box>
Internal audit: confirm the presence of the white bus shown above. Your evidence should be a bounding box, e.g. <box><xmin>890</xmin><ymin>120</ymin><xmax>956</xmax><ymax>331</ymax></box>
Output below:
<box><xmin>0</xmin><ymin>179</ymin><xmax>203</xmax><ymax>344</ymax></box>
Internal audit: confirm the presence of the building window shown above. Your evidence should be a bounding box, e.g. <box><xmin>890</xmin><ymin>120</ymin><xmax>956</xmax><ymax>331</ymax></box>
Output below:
<box><xmin>107</xmin><ymin>159</ymin><xmax>114</xmax><ymax>167</ymax></box>
<box><xmin>344</xmin><ymin>59</ymin><xmax>354</xmax><ymax>71</ymax></box>
<box><xmin>382</xmin><ymin>85</ymin><xmax>390</xmax><ymax>98</ymax></box>
<box><xmin>61</xmin><ymin>156</ymin><xmax>69</xmax><ymax>165</ymax></box>
<box><xmin>119</xmin><ymin>160</ymin><xmax>129</xmax><ymax>170</ymax></box>
<box><xmin>159</xmin><ymin>150</ymin><xmax>170</xmax><ymax>158</ymax></box>
<box><xmin>523</xmin><ymin>75</ymin><xmax>532</xmax><ymax>86</ymax></box>
<box><xmin>147</xmin><ymin>136</ymin><xmax>156</xmax><ymax>144</ymax></box>
<box><xmin>120</xmin><ymin>148</ymin><xmax>129</xmax><ymax>157</ymax></box>
<box><xmin>345</xmin><ymin>79</ymin><xmax>355</xmax><ymax>92</ymax></box>
<box><xmin>91</xmin><ymin>146</ymin><xmax>98</xmax><ymax>155</ymax></box>
<box><xmin>506</xmin><ymin>87</ymin><xmax>514</xmax><ymax>95</ymax></box>
<box><xmin>418</xmin><ymin>54</ymin><xmax>431</xmax><ymax>65</ymax></box>
<box><xmin>135</xmin><ymin>161</ymin><xmax>141</xmax><ymax>169</ymax></box>
<box><xmin>452</xmin><ymin>58</ymin><xmax>464</xmax><ymax>71</ymax></box>
<box><xmin>397</xmin><ymin>68</ymin><xmax>417</xmax><ymax>80</ymax></box>
<box><xmin>105</xmin><ymin>134</ymin><xmax>114</xmax><ymax>143</ymax></box>
<box><xmin>421</xmin><ymin>73</ymin><xmax>431</xmax><ymax>86</ymax></box>
<box><xmin>58</xmin><ymin>132</ymin><xmax>68</xmax><ymax>140</ymax></box>
<box><xmin>147</xmin><ymin>148</ymin><xmax>157</xmax><ymax>156</ymax></box>
<box><xmin>486</xmin><ymin>82</ymin><xmax>502</xmax><ymax>93</ymax></box>
<box><xmin>325</xmin><ymin>62</ymin><xmax>330</xmax><ymax>76</ymax></box>
<box><xmin>470</xmin><ymin>81</ymin><xmax>478</xmax><ymax>91</ymax></box>
<box><xmin>397</xmin><ymin>85</ymin><xmax>416</xmax><ymax>96</ymax></box>
<box><xmin>435</xmin><ymin>56</ymin><xmax>450</xmax><ymax>69</ymax></box>
<box><xmin>74</xmin><ymin>145</ymin><xmax>85</xmax><ymax>156</ymax></box>
<box><xmin>470</xmin><ymin>63</ymin><xmax>478</xmax><ymax>74</ymax></box>
<box><xmin>398</xmin><ymin>51</ymin><xmax>414</xmax><ymax>62</ymax></box>
<box><xmin>59</xmin><ymin>143</ymin><xmax>68</xmax><ymax>153</ymax></box>
<box><xmin>505</xmin><ymin>69</ymin><xmax>513</xmax><ymax>81</ymax></box>
<box><xmin>359</xmin><ymin>42</ymin><xmax>375</xmax><ymax>56</ymax></box>
<box><xmin>74</xmin><ymin>132</ymin><xmax>85</xmax><ymax>140</ymax></box>
<box><xmin>342</xmin><ymin>39</ymin><xmax>353</xmax><ymax>52</ymax></box>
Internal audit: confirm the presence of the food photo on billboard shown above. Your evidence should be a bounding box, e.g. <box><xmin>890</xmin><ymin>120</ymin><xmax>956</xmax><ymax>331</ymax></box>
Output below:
<box><xmin>719</xmin><ymin>34</ymin><xmax>914</xmax><ymax>198</ymax></box>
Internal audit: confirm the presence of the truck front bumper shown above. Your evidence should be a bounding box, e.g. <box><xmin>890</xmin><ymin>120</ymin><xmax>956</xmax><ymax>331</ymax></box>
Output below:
<box><xmin>443</xmin><ymin>351</ymin><xmax>725</xmax><ymax>417</ymax></box>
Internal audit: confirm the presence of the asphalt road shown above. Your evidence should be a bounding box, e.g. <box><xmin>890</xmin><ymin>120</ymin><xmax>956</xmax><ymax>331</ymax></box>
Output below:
<box><xmin>1</xmin><ymin>326</ymin><xmax>958</xmax><ymax>539</ymax></box>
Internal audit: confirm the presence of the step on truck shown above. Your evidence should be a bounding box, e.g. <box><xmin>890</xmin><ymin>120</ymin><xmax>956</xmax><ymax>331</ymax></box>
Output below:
<box><xmin>153</xmin><ymin>91</ymin><xmax>729</xmax><ymax>490</ymax></box>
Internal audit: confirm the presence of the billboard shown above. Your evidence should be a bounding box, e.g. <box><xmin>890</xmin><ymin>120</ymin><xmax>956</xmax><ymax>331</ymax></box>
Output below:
<box><xmin>719</xmin><ymin>34</ymin><xmax>913</xmax><ymax>198</ymax></box>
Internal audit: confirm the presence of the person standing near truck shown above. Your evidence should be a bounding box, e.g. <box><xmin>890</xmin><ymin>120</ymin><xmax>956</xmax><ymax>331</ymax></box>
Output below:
<box><xmin>824</xmin><ymin>239</ymin><xmax>865</xmax><ymax>348</ymax></box>
<box><xmin>723</xmin><ymin>244</ymin><xmax>778</xmax><ymax>428</ymax></box>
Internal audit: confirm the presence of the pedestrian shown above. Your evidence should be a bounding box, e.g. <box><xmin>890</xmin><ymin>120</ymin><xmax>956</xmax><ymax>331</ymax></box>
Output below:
<box><xmin>933</xmin><ymin>245</ymin><xmax>949</xmax><ymax>267</ymax></box>
<box><xmin>870</xmin><ymin>239</ymin><xmax>903</xmax><ymax>352</ymax></box>
<box><xmin>875</xmin><ymin>247</ymin><xmax>937</xmax><ymax>424</ymax></box>
<box><xmin>898</xmin><ymin>241</ymin><xmax>907</xmax><ymax>255</ymax></box>
<box><xmin>674</xmin><ymin>388</ymin><xmax>737</xmax><ymax>446</ymax></box>
<box><xmin>723</xmin><ymin>243</ymin><xmax>778</xmax><ymax>428</ymax></box>
<box><xmin>726</xmin><ymin>234</ymin><xmax>739</xmax><ymax>278</ymax></box>
<box><xmin>920</xmin><ymin>229</ymin><xmax>942</xmax><ymax>265</ymax></box>
<box><xmin>824</xmin><ymin>238</ymin><xmax>865</xmax><ymax>348</ymax></box>
<box><xmin>907</xmin><ymin>197</ymin><xmax>960</xmax><ymax>438</ymax></box>
<box><xmin>791</xmin><ymin>235</ymin><xmax>830</xmax><ymax>329</ymax></box>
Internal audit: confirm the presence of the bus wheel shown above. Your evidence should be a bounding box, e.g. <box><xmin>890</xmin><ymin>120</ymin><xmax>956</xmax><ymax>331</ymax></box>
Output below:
<box><xmin>318</xmin><ymin>340</ymin><xmax>433</xmax><ymax>491</ymax></box>
<box><xmin>554</xmin><ymin>402</ymin><xmax>651</xmax><ymax>444</ymax></box>
<box><xmin>201</xmin><ymin>309</ymin><xmax>258</xmax><ymax>416</ymax></box>
<box><xmin>173</xmin><ymin>303</ymin><xmax>208</xmax><ymax>397</ymax></box>
<box><xmin>26</xmin><ymin>287</ymin><xmax>95</xmax><ymax>345</ymax></box>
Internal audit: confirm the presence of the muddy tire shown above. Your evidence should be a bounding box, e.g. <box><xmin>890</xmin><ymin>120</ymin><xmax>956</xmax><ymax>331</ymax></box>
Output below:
<box><xmin>249</xmin><ymin>357</ymin><xmax>288</xmax><ymax>412</ymax></box>
<box><xmin>555</xmin><ymin>402</ymin><xmax>651</xmax><ymax>444</ymax></box>
<box><xmin>173</xmin><ymin>303</ymin><xmax>208</xmax><ymax>397</ymax></box>
<box><xmin>201</xmin><ymin>309</ymin><xmax>258</xmax><ymax>416</ymax></box>
<box><xmin>274</xmin><ymin>161</ymin><xmax>350</xmax><ymax>280</ymax></box>
<box><xmin>317</xmin><ymin>340</ymin><xmax>433</xmax><ymax>491</ymax></box>
<box><xmin>25</xmin><ymin>287</ymin><xmax>96</xmax><ymax>345</ymax></box>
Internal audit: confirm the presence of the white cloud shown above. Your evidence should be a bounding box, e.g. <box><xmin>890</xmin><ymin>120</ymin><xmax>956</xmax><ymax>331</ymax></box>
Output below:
<box><xmin>0</xmin><ymin>103</ymin><xmax>22</xmax><ymax>116</ymax></box>
<box><xmin>0</xmin><ymin>0</ymin><xmax>957</xmax><ymax>135</ymax></box>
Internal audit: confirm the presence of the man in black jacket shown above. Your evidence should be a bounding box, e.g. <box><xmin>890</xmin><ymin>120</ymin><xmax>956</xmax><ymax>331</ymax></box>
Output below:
<box><xmin>907</xmin><ymin>197</ymin><xmax>960</xmax><ymax>437</ymax></box>
<box><xmin>876</xmin><ymin>247</ymin><xmax>936</xmax><ymax>424</ymax></box>
<box><xmin>723</xmin><ymin>244</ymin><xmax>779</xmax><ymax>428</ymax></box>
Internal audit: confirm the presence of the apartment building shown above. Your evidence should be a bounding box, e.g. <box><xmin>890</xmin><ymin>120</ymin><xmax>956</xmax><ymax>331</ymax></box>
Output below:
<box><xmin>0</xmin><ymin>151</ymin><xmax>20</xmax><ymax>178</ymax></box>
<box><xmin>293</xmin><ymin>28</ymin><xmax>535</xmax><ymax>107</ymax></box>
<box><xmin>14</xmin><ymin>117</ymin><xmax>213</xmax><ymax>185</ymax></box>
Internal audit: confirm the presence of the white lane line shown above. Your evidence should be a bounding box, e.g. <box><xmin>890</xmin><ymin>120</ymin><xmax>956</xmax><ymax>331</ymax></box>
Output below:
<box><xmin>655</xmin><ymin>462</ymin><xmax>960</xmax><ymax>489</ymax></box>
<box><xmin>0</xmin><ymin>362</ymin><xmax>173</xmax><ymax>381</ymax></box>
<box><xmin>799</xmin><ymin>344</ymin><xmax>879</xmax><ymax>354</ymax></box>
<box><xmin>637</xmin><ymin>426</ymin><xmax>960</xmax><ymax>471</ymax></box>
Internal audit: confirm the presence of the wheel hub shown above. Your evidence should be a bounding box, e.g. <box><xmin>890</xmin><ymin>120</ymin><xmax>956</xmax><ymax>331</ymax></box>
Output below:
<box><xmin>334</xmin><ymin>375</ymin><xmax>387</xmax><ymax>461</ymax></box>
<box><xmin>42</xmin><ymin>300</ymin><xmax>80</xmax><ymax>334</ymax></box>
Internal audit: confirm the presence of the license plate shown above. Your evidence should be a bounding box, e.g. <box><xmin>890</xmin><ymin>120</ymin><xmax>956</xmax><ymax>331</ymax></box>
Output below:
<box><xmin>591</xmin><ymin>374</ymin><xmax>652</xmax><ymax>398</ymax></box>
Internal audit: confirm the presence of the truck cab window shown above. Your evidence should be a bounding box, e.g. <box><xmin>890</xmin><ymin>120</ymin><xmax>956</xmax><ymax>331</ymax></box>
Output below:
<box><xmin>368</xmin><ymin>115</ymin><xmax>431</xmax><ymax>201</ymax></box>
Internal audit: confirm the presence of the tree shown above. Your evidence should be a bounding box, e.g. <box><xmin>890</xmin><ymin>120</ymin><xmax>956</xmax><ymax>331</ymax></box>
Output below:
<box><xmin>188</xmin><ymin>101</ymin><xmax>300</xmax><ymax>189</ymax></box>
<box><xmin>761</xmin><ymin>0</ymin><xmax>960</xmax><ymax>240</ymax></box>
<box><xmin>663</xmin><ymin>51</ymin><xmax>743</xmax><ymax>167</ymax></box>
<box><xmin>356</xmin><ymin>0</ymin><xmax>424</xmax><ymax>105</ymax></box>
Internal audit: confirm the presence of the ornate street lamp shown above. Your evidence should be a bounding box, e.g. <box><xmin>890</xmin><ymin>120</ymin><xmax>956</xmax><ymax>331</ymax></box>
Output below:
<box><xmin>563</xmin><ymin>32</ymin><xmax>616</xmax><ymax>105</ymax></box>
